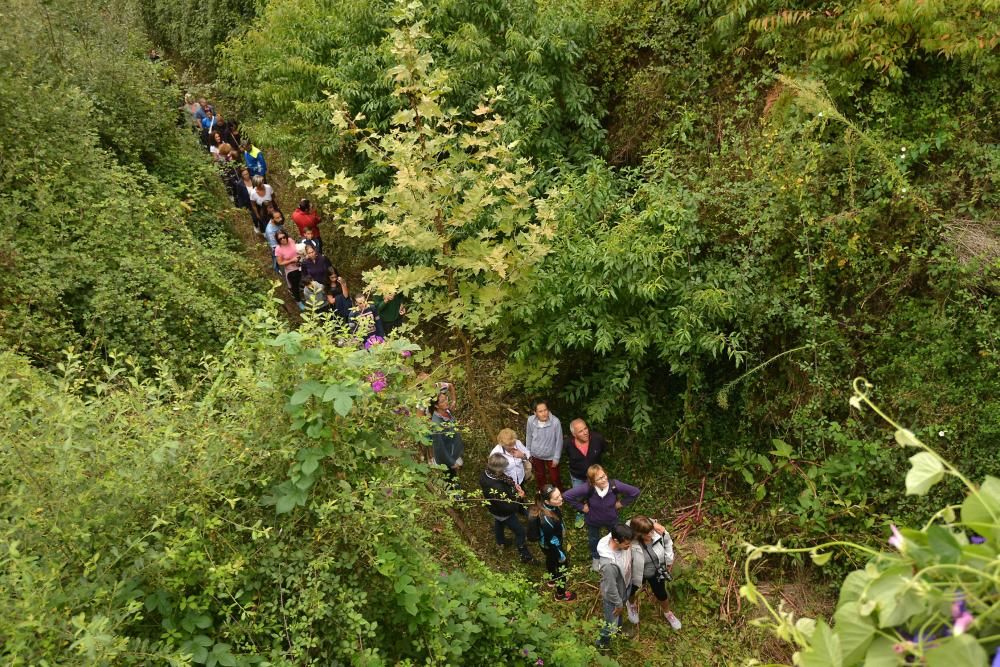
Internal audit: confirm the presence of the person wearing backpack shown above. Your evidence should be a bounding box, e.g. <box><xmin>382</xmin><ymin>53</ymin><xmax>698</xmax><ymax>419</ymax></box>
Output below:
<box><xmin>529</xmin><ymin>485</ymin><xmax>576</xmax><ymax>601</ymax></box>
<box><xmin>595</xmin><ymin>524</ymin><xmax>643</xmax><ymax>650</ymax></box>
<box><xmin>563</xmin><ymin>465</ymin><xmax>640</xmax><ymax>571</ymax></box>
<box><xmin>480</xmin><ymin>453</ymin><xmax>536</xmax><ymax>564</ymax></box>
<box><xmin>627</xmin><ymin>515</ymin><xmax>682</xmax><ymax>630</ymax></box>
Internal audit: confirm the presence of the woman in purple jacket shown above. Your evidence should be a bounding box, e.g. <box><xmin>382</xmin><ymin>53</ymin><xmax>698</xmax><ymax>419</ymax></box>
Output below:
<box><xmin>563</xmin><ymin>464</ymin><xmax>640</xmax><ymax>571</ymax></box>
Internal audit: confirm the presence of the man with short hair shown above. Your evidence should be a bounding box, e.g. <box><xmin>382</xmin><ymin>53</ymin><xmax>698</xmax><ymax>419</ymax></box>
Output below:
<box><xmin>567</xmin><ymin>418</ymin><xmax>607</xmax><ymax>527</ymax></box>
<box><xmin>596</xmin><ymin>524</ymin><xmax>642</xmax><ymax>649</ymax></box>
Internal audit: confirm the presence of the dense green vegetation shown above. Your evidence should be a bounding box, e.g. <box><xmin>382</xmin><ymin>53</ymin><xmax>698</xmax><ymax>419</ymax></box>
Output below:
<box><xmin>1</xmin><ymin>0</ymin><xmax>996</xmax><ymax>663</ymax></box>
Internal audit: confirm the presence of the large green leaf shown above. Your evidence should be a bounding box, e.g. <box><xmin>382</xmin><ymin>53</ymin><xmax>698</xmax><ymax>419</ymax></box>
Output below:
<box><xmin>832</xmin><ymin>602</ymin><xmax>874</xmax><ymax>665</ymax></box>
<box><xmin>905</xmin><ymin>452</ymin><xmax>944</xmax><ymax>496</ymax></box>
<box><xmin>799</xmin><ymin>619</ymin><xmax>843</xmax><ymax>667</ymax></box>
<box><xmin>837</xmin><ymin>570</ymin><xmax>871</xmax><ymax>608</ymax></box>
<box><xmin>925</xmin><ymin>635</ymin><xmax>988</xmax><ymax>667</ymax></box>
<box><xmin>961</xmin><ymin>475</ymin><xmax>1000</xmax><ymax>534</ymax></box>
<box><xmin>863</xmin><ymin>638</ymin><xmax>903</xmax><ymax>667</ymax></box>
<box><xmin>926</xmin><ymin>525</ymin><xmax>962</xmax><ymax>564</ymax></box>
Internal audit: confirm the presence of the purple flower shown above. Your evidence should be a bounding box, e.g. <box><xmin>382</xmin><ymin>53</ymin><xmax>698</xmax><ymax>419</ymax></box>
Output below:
<box><xmin>953</xmin><ymin>612</ymin><xmax>974</xmax><ymax>635</ymax></box>
<box><xmin>364</xmin><ymin>335</ymin><xmax>385</xmax><ymax>350</ymax></box>
<box><xmin>991</xmin><ymin>647</ymin><xmax>1000</xmax><ymax>667</ymax></box>
<box><xmin>368</xmin><ymin>370</ymin><xmax>387</xmax><ymax>393</ymax></box>
<box><xmin>401</xmin><ymin>349</ymin><xmax>412</xmax><ymax>358</ymax></box>
<box><xmin>951</xmin><ymin>596</ymin><xmax>966</xmax><ymax>620</ymax></box>
<box><xmin>535</xmin><ymin>660</ymin><xmax>544</xmax><ymax>666</ymax></box>
<box><xmin>521</xmin><ymin>648</ymin><xmax>529</xmax><ymax>657</ymax></box>
<box><xmin>970</xmin><ymin>535</ymin><xmax>986</xmax><ymax>545</ymax></box>
<box><xmin>888</xmin><ymin>524</ymin><xmax>904</xmax><ymax>551</ymax></box>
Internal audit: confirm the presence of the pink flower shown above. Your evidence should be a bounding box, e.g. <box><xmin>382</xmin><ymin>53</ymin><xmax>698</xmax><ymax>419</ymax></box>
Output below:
<box><xmin>401</xmin><ymin>349</ymin><xmax>412</xmax><ymax>358</ymax></box>
<box><xmin>888</xmin><ymin>524</ymin><xmax>904</xmax><ymax>551</ymax></box>
<box><xmin>364</xmin><ymin>335</ymin><xmax>385</xmax><ymax>350</ymax></box>
<box><xmin>368</xmin><ymin>371</ymin><xmax>387</xmax><ymax>393</ymax></box>
<box><xmin>954</xmin><ymin>612</ymin><xmax>974</xmax><ymax>635</ymax></box>
<box><xmin>535</xmin><ymin>660</ymin><xmax>544</xmax><ymax>666</ymax></box>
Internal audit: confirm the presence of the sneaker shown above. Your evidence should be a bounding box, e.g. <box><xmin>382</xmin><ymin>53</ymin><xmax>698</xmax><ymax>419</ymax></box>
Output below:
<box><xmin>545</xmin><ymin>580</ymin><xmax>556</xmax><ymax>588</ymax></box>
<box><xmin>665</xmin><ymin>611</ymin><xmax>682</xmax><ymax>630</ymax></box>
<box><xmin>591</xmin><ymin>558</ymin><xmax>600</xmax><ymax>572</ymax></box>
<box><xmin>574</xmin><ymin>514</ymin><xmax>585</xmax><ymax>529</ymax></box>
<box><xmin>626</xmin><ymin>600</ymin><xmax>640</xmax><ymax>624</ymax></box>
<box><xmin>554</xmin><ymin>591</ymin><xmax>577</xmax><ymax>602</ymax></box>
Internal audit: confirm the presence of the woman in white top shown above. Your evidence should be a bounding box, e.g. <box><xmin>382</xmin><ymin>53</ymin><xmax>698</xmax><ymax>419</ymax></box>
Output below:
<box><xmin>489</xmin><ymin>428</ymin><xmax>530</xmax><ymax>487</ymax></box>
<box><xmin>249</xmin><ymin>175</ymin><xmax>276</xmax><ymax>233</ymax></box>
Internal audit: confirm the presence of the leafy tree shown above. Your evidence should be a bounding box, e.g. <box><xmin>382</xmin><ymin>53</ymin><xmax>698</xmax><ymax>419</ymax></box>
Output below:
<box><xmin>219</xmin><ymin>0</ymin><xmax>604</xmax><ymax>178</ymax></box>
<box><xmin>290</xmin><ymin>19</ymin><xmax>554</xmax><ymax>396</ymax></box>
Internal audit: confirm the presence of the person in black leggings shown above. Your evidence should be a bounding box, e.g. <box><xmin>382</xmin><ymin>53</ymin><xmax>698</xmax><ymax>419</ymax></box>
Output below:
<box><xmin>532</xmin><ymin>485</ymin><xmax>576</xmax><ymax>601</ymax></box>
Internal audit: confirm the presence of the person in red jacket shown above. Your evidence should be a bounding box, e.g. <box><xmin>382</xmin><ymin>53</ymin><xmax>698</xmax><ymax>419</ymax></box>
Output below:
<box><xmin>292</xmin><ymin>199</ymin><xmax>321</xmax><ymax>239</ymax></box>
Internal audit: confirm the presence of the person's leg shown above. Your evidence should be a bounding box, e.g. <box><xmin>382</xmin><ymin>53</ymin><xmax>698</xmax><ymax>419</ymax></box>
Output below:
<box><xmin>587</xmin><ymin>524</ymin><xmax>603</xmax><ymax>560</ymax></box>
<box><xmin>288</xmin><ymin>270</ymin><xmax>303</xmax><ymax>302</ymax></box>
<box><xmin>508</xmin><ymin>514</ymin><xmax>527</xmax><ymax>548</ymax></box>
<box><xmin>494</xmin><ymin>518</ymin><xmax>507</xmax><ymax>546</ymax></box>
<box><xmin>531</xmin><ymin>457</ymin><xmax>548</xmax><ymax>490</ymax></box>
<box><xmin>599</xmin><ymin>598</ymin><xmax>621</xmax><ymax>647</ymax></box>
<box><xmin>547</xmin><ymin>460</ymin><xmax>562</xmax><ymax>491</ymax></box>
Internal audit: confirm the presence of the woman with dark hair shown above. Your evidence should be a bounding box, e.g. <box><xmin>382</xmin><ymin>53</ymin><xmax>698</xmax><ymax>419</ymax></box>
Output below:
<box><xmin>301</xmin><ymin>244</ymin><xmax>334</xmax><ymax>288</ymax></box>
<box><xmin>531</xmin><ymin>485</ymin><xmax>576</xmax><ymax>600</ymax></box>
<box><xmin>250</xmin><ymin>175</ymin><xmax>276</xmax><ymax>237</ymax></box>
<box><xmin>627</xmin><ymin>515</ymin><xmax>681</xmax><ymax>630</ymax></box>
<box><xmin>480</xmin><ymin>453</ymin><xmax>535</xmax><ymax>564</ymax></box>
<box><xmin>292</xmin><ymin>198</ymin><xmax>321</xmax><ymax>238</ymax></box>
<box><xmin>232</xmin><ymin>166</ymin><xmax>254</xmax><ymax>216</ymax></box>
<box><xmin>430</xmin><ymin>389</ymin><xmax>463</xmax><ymax>491</ymax></box>
<box><xmin>274</xmin><ymin>231</ymin><xmax>304</xmax><ymax>309</ymax></box>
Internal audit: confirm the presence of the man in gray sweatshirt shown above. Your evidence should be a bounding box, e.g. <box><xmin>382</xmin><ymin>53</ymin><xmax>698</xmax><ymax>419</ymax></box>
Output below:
<box><xmin>525</xmin><ymin>400</ymin><xmax>563</xmax><ymax>491</ymax></box>
<box><xmin>596</xmin><ymin>524</ymin><xmax>644</xmax><ymax>649</ymax></box>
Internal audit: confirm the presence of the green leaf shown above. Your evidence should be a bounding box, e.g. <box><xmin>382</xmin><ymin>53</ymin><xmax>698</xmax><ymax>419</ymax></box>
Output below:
<box><xmin>832</xmin><ymin>602</ymin><xmax>874</xmax><ymax>665</ymax></box>
<box><xmin>926</xmin><ymin>525</ymin><xmax>961</xmax><ymax>564</ymax></box>
<box><xmin>894</xmin><ymin>428</ymin><xmax>919</xmax><ymax>447</ymax></box>
<box><xmin>905</xmin><ymin>452</ymin><xmax>944</xmax><ymax>495</ymax></box>
<box><xmin>837</xmin><ymin>570</ymin><xmax>871</xmax><ymax>608</ymax></box>
<box><xmin>301</xmin><ymin>456</ymin><xmax>320</xmax><ymax>475</ymax></box>
<box><xmin>194</xmin><ymin>614</ymin><xmax>212</xmax><ymax>629</ymax></box>
<box><xmin>863</xmin><ymin>637</ymin><xmax>902</xmax><ymax>667</ymax></box>
<box><xmin>798</xmin><ymin>619</ymin><xmax>843</xmax><ymax>667</ymax></box>
<box><xmin>925</xmin><ymin>635</ymin><xmax>988</xmax><ymax>667</ymax></box>
<box><xmin>333</xmin><ymin>395</ymin><xmax>353</xmax><ymax>417</ymax></box>
<box><xmin>290</xmin><ymin>380</ymin><xmax>324</xmax><ymax>405</ymax></box>
<box><xmin>770</xmin><ymin>438</ymin><xmax>793</xmax><ymax>458</ymax></box>
<box><xmin>810</xmin><ymin>550</ymin><xmax>832</xmax><ymax>566</ymax></box>
<box><xmin>961</xmin><ymin>475</ymin><xmax>1000</xmax><ymax>533</ymax></box>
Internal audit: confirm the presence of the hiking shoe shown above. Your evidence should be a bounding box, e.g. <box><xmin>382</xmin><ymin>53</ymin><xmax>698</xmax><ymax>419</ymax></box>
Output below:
<box><xmin>554</xmin><ymin>591</ymin><xmax>577</xmax><ymax>602</ymax></box>
<box><xmin>665</xmin><ymin>611</ymin><xmax>682</xmax><ymax>630</ymax></box>
<box><xmin>626</xmin><ymin>600</ymin><xmax>640</xmax><ymax>624</ymax></box>
<box><xmin>591</xmin><ymin>558</ymin><xmax>600</xmax><ymax>572</ymax></box>
<box><xmin>574</xmin><ymin>514</ymin><xmax>585</xmax><ymax>529</ymax></box>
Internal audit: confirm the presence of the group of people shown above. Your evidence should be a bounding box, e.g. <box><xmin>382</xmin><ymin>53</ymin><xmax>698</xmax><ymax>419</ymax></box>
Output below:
<box><xmin>183</xmin><ymin>95</ymin><xmax>675</xmax><ymax>650</ymax></box>
<box><xmin>181</xmin><ymin>95</ymin><xmax>406</xmax><ymax>340</ymax></box>
<box><xmin>462</xmin><ymin>400</ymin><xmax>683</xmax><ymax>648</ymax></box>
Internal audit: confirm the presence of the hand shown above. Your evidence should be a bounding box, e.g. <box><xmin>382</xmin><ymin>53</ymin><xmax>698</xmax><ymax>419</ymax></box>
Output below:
<box><xmin>614</xmin><ymin>499</ymin><xmax>623</xmax><ymax>510</ymax></box>
<box><xmin>653</xmin><ymin>521</ymin><xmax>666</xmax><ymax>534</ymax></box>
<box><xmin>515</xmin><ymin>484</ymin><xmax>525</xmax><ymax>498</ymax></box>
<box><xmin>582</xmin><ymin>503</ymin><xmax>590</xmax><ymax>514</ymax></box>
<box><xmin>612</xmin><ymin>607</ymin><xmax>624</xmax><ymax>618</ymax></box>
<box><xmin>399</xmin><ymin>305</ymin><xmax>407</xmax><ymax>316</ymax></box>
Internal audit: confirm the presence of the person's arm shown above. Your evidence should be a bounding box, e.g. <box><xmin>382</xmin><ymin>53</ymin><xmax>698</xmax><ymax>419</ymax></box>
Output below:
<box><xmin>525</xmin><ymin>418</ymin><xmax>535</xmax><ymax>453</ymax></box>
<box><xmin>550</xmin><ymin>416</ymin><xmax>563</xmax><ymax>464</ymax></box>
<box><xmin>259</xmin><ymin>152</ymin><xmax>268</xmax><ymax>175</ymax></box>
<box><xmin>562</xmin><ymin>485</ymin><xmax>586</xmax><ymax>511</ymax></box>
<box><xmin>615</xmin><ymin>481</ymin><xmax>641</xmax><ymax>506</ymax></box>
<box><xmin>337</xmin><ymin>276</ymin><xmax>349</xmax><ymax>298</ymax></box>
<box><xmin>277</xmin><ymin>251</ymin><xmax>297</xmax><ymax>267</ymax></box>
<box><xmin>600</xmin><ymin>565</ymin><xmax>625</xmax><ymax>608</ymax></box>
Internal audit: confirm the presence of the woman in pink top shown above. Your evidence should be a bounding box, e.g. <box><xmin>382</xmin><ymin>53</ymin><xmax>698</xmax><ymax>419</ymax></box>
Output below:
<box><xmin>274</xmin><ymin>231</ymin><xmax>304</xmax><ymax>308</ymax></box>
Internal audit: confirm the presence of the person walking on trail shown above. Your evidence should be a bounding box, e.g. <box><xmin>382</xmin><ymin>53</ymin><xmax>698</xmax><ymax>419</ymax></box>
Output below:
<box><xmin>265</xmin><ymin>209</ymin><xmax>287</xmax><ymax>275</ymax></box>
<box><xmin>627</xmin><ymin>515</ymin><xmax>682</xmax><ymax>630</ymax></box>
<box><xmin>525</xmin><ymin>400</ymin><xmax>562</xmax><ymax>493</ymax></box>
<box><xmin>596</xmin><ymin>524</ymin><xmax>643</xmax><ymax>650</ymax></box>
<box><xmin>566</xmin><ymin>418</ymin><xmax>607</xmax><ymax>527</ymax></box>
<box><xmin>251</xmin><ymin>177</ymin><xmax>277</xmax><ymax>237</ymax></box>
<box><xmin>242</xmin><ymin>141</ymin><xmax>268</xmax><ymax>180</ymax></box>
<box><xmin>531</xmin><ymin>485</ymin><xmax>576</xmax><ymax>601</ymax></box>
<box><xmin>563</xmin><ymin>464</ymin><xmax>640</xmax><ymax>571</ymax></box>
<box><xmin>489</xmin><ymin>428</ymin><xmax>530</xmax><ymax>488</ymax></box>
<box><xmin>274</xmin><ymin>232</ymin><xmax>304</xmax><ymax>309</ymax></box>
<box><xmin>430</xmin><ymin>390</ymin><xmax>463</xmax><ymax>493</ymax></box>
<box><xmin>480</xmin><ymin>453</ymin><xmax>536</xmax><ymax>564</ymax></box>
<box><xmin>292</xmin><ymin>199</ymin><xmax>321</xmax><ymax>239</ymax></box>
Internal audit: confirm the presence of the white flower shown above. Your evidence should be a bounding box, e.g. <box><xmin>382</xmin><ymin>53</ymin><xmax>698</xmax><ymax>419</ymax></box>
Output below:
<box><xmin>817</xmin><ymin>112</ymin><xmax>824</xmax><ymax>117</ymax></box>
<box><xmin>901</xmin><ymin>146</ymin><xmax>907</xmax><ymax>152</ymax></box>
<box><xmin>938</xmin><ymin>430</ymin><xmax>946</xmax><ymax>437</ymax></box>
